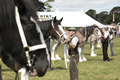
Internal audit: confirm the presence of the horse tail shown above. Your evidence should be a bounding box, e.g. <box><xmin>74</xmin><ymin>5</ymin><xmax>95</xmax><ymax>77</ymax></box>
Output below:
<box><xmin>0</xmin><ymin>0</ymin><xmax>16</xmax><ymax>28</ymax></box>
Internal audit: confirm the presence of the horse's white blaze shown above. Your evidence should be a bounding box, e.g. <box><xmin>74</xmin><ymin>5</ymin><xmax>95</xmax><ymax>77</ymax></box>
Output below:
<box><xmin>58</xmin><ymin>25</ymin><xmax>68</xmax><ymax>39</ymax></box>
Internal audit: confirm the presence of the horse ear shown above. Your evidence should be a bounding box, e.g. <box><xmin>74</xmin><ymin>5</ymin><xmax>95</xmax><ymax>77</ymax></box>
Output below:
<box><xmin>53</xmin><ymin>16</ymin><xmax>56</xmax><ymax>22</ymax></box>
<box><xmin>59</xmin><ymin>17</ymin><xmax>63</xmax><ymax>22</ymax></box>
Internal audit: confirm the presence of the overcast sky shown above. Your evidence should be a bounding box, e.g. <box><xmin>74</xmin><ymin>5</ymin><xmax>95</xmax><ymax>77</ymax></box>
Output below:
<box><xmin>41</xmin><ymin>0</ymin><xmax>120</xmax><ymax>13</ymax></box>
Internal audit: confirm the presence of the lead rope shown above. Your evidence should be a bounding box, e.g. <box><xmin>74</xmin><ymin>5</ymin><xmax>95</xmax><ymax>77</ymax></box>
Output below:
<box><xmin>15</xmin><ymin>72</ymin><xmax>19</xmax><ymax>80</ymax></box>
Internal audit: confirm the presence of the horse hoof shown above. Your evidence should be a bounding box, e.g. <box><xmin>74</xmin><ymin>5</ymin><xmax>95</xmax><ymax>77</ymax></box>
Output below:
<box><xmin>66</xmin><ymin>59</ymin><xmax>69</xmax><ymax>62</ymax></box>
<box><xmin>79</xmin><ymin>60</ymin><xmax>83</xmax><ymax>62</ymax></box>
<box><xmin>91</xmin><ymin>54</ymin><xmax>97</xmax><ymax>57</ymax></box>
<box><xmin>83</xmin><ymin>59</ymin><xmax>87</xmax><ymax>61</ymax></box>
<box><xmin>55</xmin><ymin>58</ymin><xmax>61</xmax><ymax>60</ymax></box>
<box><xmin>55</xmin><ymin>56</ymin><xmax>61</xmax><ymax>60</ymax></box>
<box><xmin>51</xmin><ymin>58</ymin><xmax>56</xmax><ymax>61</ymax></box>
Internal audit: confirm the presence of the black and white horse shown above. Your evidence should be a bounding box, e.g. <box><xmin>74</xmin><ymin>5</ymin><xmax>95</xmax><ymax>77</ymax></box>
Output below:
<box><xmin>0</xmin><ymin>0</ymin><xmax>50</xmax><ymax>80</ymax></box>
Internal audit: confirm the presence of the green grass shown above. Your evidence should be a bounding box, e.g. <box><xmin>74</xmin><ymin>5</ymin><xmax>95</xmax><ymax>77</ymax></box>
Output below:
<box><xmin>1</xmin><ymin>37</ymin><xmax>120</xmax><ymax>80</ymax></box>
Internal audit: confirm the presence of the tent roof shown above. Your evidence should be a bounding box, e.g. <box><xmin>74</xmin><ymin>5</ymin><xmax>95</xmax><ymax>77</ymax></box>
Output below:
<box><xmin>37</xmin><ymin>11</ymin><xmax>106</xmax><ymax>28</ymax></box>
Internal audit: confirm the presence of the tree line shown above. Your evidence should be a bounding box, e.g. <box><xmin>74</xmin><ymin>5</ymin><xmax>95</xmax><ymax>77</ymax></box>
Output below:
<box><xmin>85</xmin><ymin>6</ymin><xmax>120</xmax><ymax>25</ymax></box>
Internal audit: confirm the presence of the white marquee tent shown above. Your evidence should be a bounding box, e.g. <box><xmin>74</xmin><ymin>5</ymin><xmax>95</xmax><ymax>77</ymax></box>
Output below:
<box><xmin>37</xmin><ymin>9</ymin><xmax>106</xmax><ymax>28</ymax></box>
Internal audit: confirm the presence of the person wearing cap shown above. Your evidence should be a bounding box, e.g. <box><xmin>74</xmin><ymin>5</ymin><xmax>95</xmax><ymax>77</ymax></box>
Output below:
<box><xmin>101</xmin><ymin>28</ymin><xmax>110</xmax><ymax>62</ymax></box>
<box><xmin>63</xmin><ymin>27</ymin><xmax>79</xmax><ymax>80</ymax></box>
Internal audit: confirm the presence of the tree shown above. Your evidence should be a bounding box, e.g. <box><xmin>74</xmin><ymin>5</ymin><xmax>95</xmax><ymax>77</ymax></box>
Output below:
<box><xmin>96</xmin><ymin>11</ymin><xmax>109</xmax><ymax>24</ymax></box>
<box><xmin>31</xmin><ymin>0</ymin><xmax>55</xmax><ymax>12</ymax></box>
<box><xmin>44</xmin><ymin>0</ymin><xmax>55</xmax><ymax>12</ymax></box>
<box><xmin>109</xmin><ymin>6</ymin><xmax>120</xmax><ymax>24</ymax></box>
<box><xmin>86</xmin><ymin>9</ymin><xmax>97</xmax><ymax>20</ymax></box>
<box><xmin>104</xmin><ymin>14</ymin><xmax>113</xmax><ymax>24</ymax></box>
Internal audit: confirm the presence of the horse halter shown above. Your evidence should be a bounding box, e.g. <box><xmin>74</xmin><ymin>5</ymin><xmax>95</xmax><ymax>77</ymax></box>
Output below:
<box><xmin>15</xmin><ymin>7</ymin><xmax>49</xmax><ymax>67</ymax></box>
<box><xmin>93</xmin><ymin>27</ymin><xmax>101</xmax><ymax>36</ymax></box>
<box><xmin>51</xmin><ymin>20</ymin><xmax>67</xmax><ymax>40</ymax></box>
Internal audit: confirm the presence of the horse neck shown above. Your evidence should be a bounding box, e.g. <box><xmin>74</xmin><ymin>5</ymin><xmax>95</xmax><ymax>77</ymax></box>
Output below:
<box><xmin>0</xmin><ymin>0</ymin><xmax>16</xmax><ymax>29</ymax></box>
<box><xmin>38</xmin><ymin>20</ymin><xmax>52</xmax><ymax>40</ymax></box>
<box><xmin>86</xmin><ymin>27</ymin><xmax>94</xmax><ymax>38</ymax></box>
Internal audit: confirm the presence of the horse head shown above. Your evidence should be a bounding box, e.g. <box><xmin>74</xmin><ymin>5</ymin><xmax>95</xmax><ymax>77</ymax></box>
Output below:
<box><xmin>15</xmin><ymin>0</ymin><xmax>50</xmax><ymax>77</ymax></box>
<box><xmin>92</xmin><ymin>24</ymin><xmax>102</xmax><ymax>38</ymax></box>
<box><xmin>0</xmin><ymin>0</ymin><xmax>49</xmax><ymax>77</ymax></box>
<box><xmin>50</xmin><ymin>16</ymin><xmax>68</xmax><ymax>41</ymax></box>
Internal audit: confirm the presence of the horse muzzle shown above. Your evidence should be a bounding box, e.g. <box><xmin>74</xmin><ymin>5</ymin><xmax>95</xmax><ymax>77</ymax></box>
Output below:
<box><xmin>28</xmin><ymin>69</ymin><xmax>38</xmax><ymax>77</ymax></box>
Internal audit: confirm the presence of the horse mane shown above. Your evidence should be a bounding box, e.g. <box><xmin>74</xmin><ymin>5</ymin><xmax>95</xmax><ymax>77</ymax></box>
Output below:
<box><xmin>0</xmin><ymin>0</ymin><xmax>16</xmax><ymax>28</ymax></box>
<box><xmin>0</xmin><ymin>0</ymin><xmax>38</xmax><ymax>29</ymax></box>
<box><xmin>16</xmin><ymin>0</ymin><xmax>38</xmax><ymax>20</ymax></box>
<box><xmin>37</xmin><ymin>20</ymin><xmax>52</xmax><ymax>39</ymax></box>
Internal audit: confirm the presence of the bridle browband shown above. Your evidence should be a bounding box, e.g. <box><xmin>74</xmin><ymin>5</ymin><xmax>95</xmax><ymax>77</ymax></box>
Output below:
<box><xmin>15</xmin><ymin>6</ymin><xmax>49</xmax><ymax>67</ymax></box>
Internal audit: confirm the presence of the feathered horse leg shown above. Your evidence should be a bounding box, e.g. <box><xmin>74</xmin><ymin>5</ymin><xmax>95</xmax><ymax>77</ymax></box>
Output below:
<box><xmin>91</xmin><ymin>42</ymin><xmax>97</xmax><ymax>56</ymax></box>
<box><xmin>78</xmin><ymin>47</ymin><xmax>83</xmax><ymax>62</ymax></box>
<box><xmin>55</xmin><ymin>41</ymin><xmax>61</xmax><ymax>60</ymax></box>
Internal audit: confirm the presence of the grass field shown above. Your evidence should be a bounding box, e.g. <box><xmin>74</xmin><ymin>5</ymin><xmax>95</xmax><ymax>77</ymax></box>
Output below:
<box><xmin>1</xmin><ymin>37</ymin><xmax>120</xmax><ymax>80</ymax></box>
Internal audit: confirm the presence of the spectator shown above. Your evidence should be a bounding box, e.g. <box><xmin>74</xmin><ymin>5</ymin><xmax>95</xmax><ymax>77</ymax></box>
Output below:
<box><xmin>101</xmin><ymin>28</ymin><xmax>110</xmax><ymax>62</ymax></box>
<box><xmin>109</xmin><ymin>29</ymin><xmax>115</xmax><ymax>56</ymax></box>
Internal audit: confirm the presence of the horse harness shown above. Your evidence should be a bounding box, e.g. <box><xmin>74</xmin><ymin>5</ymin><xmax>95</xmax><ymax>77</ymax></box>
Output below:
<box><xmin>51</xmin><ymin>21</ymin><xmax>66</xmax><ymax>41</ymax></box>
<box><xmin>15</xmin><ymin>7</ymin><xmax>48</xmax><ymax>69</ymax></box>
